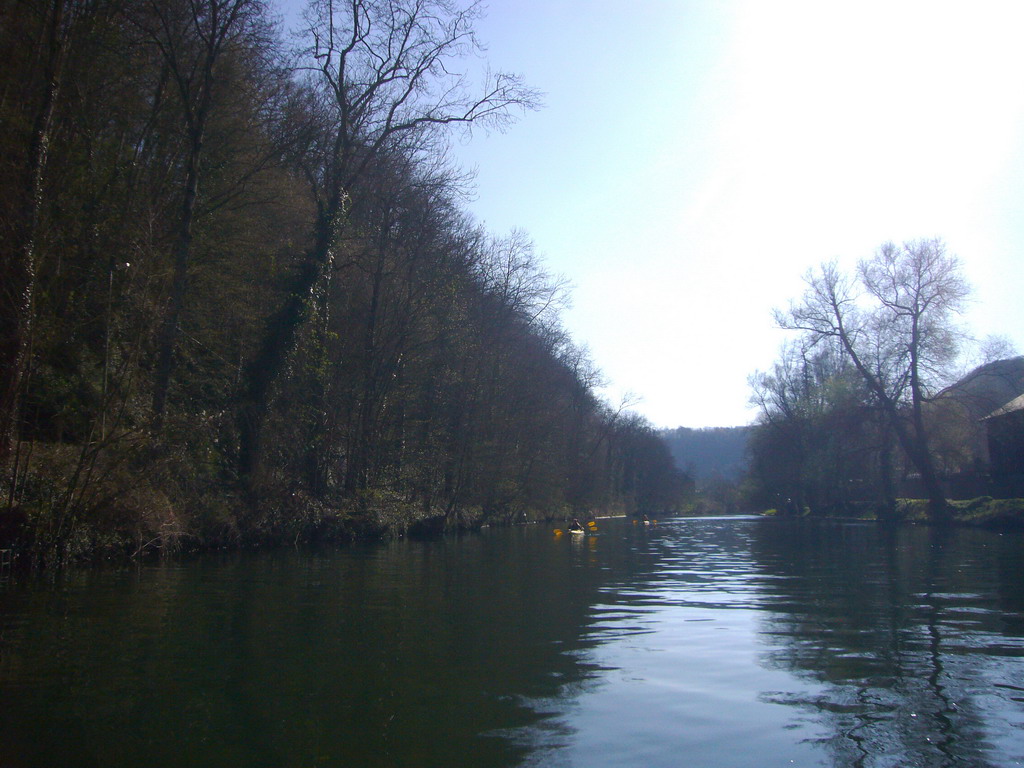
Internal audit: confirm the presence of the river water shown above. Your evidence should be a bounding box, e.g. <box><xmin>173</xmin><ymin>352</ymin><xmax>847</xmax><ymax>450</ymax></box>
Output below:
<box><xmin>1</xmin><ymin>516</ymin><xmax>1022</xmax><ymax>767</ymax></box>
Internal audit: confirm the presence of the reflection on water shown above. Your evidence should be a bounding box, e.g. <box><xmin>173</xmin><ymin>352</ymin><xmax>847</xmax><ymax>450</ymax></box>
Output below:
<box><xmin>0</xmin><ymin>533</ymin><xmax>602</xmax><ymax>768</ymax></box>
<box><xmin>0</xmin><ymin>518</ymin><xmax>1022</xmax><ymax>767</ymax></box>
<box><xmin>750</xmin><ymin>521</ymin><xmax>1024</xmax><ymax>768</ymax></box>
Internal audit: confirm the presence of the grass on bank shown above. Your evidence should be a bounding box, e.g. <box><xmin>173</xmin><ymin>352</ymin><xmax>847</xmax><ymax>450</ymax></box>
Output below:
<box><xmin>899</xmin><ymin>497</ymin><xmax>1024</xmax><ymax>527</ymax></box>
<box><xmin>761</xmin><ymin>497</ymin><xmax>1024</xmax><ymax>528</ymax></box>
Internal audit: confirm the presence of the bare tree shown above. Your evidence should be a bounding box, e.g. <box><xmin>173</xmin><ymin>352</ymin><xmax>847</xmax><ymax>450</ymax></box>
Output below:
<box><xmin>125</xmin><ymin>0</ymin><xmax>275</xmax><ymax>425</ymax></box>
<box><xmin>477</xmin><ymin>229</ymin><xmax>570</xmax><ymax>329</ymax></box>
<box><xmin>776</xmin><ymin>239</ymin><xmax>970</xmax><ymax>522</ymax></box>
<box><xmin>236</xmin><ymin>0</ymin><xmax>538</xmax><ymax>483</ymax></box>
<box><xmin>974</xmin><ymin>334</ymin><xmax>1018</xmax><ymax>367</ymax></box>
<box><xmin>0</xmin><ymin>0</ymin><xmax>78</xmax><ymax>463</ymax></box>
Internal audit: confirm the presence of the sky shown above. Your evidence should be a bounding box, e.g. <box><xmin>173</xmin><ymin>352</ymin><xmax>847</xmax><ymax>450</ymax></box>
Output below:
<box><xmin>280</xmin><ymin>1</ymin><xmax>1024</xmax><ymax>429</ymax></box>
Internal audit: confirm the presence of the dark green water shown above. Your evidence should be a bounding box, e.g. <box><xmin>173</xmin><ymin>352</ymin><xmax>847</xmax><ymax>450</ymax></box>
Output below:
<box><xmin>1</xmin><ymin>517</ymin><xmax>1023</xmax><ymax>767</ymax></box>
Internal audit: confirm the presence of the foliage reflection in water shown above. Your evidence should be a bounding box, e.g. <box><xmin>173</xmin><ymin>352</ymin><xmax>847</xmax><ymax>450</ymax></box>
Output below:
<box><xmin>0</xmin><ymin>518</ymin><xmax>1022</xmax><ymax>767</ymax></box>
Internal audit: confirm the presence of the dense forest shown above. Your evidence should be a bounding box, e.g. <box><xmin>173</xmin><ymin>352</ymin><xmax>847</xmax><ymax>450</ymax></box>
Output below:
<box><xmin>0</xmin><ymin>0</ymin><xmax>691</xmax><ymax>566</ymax></box>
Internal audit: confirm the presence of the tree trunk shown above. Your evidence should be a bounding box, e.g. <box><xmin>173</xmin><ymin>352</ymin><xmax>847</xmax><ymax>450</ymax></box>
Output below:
<box><xmin>908</xmin><ymin>316</ymin><xmax>950</xmax><ymax>522</ymax></box>
<box><xmin>882</xmin><ymin>400</ymin><xmax>950</xmax><ymax>524</ymax></box>
<box><xmin>152</xmin><ymin>127</ymin><xmax>204</xmax><ymax>425</ymax></box>
<box><xmin>0</xmin><ymin>0</ymin><xmax>66</xmax><ymax>462</ymax></box>
<box><xmin>839</xmin><ymin>318</ymin><xmax>950</xmax><ymax>524</ymax></box>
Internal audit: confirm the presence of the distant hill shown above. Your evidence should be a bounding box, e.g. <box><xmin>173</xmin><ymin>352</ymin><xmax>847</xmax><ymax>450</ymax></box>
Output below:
<box><xmin>659</xmin><ymin>426</ymin><xmax>752</xmax><ymax>488</ymax></box>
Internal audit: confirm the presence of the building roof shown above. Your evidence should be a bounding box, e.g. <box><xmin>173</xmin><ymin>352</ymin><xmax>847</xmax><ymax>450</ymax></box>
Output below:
<box><xmin>983</xmin><ymin>393</ymin><xmax>1024</xmax><ymax>420</ymax></box>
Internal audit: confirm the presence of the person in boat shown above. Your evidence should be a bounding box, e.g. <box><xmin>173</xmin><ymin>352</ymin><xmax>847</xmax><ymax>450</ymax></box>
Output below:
<box><xmin>569</xmin><ymin>517</ymin><xmax>584</xmax><ymax>532</ymax></box>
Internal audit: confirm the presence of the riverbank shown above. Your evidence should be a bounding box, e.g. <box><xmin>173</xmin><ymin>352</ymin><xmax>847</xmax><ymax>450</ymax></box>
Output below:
<box><xmin>900</xmin><ymin>497</ymin><xmax>1024</xmax><ymax>527</ymax></box>
<box><xmin>762</xmin><ymin>497</ymin><xmax>1024</xmax><ymax>529</ymax></box>
<box><xmin>0</xmin><ymin>451</ymin><xmax>629</xmax><ymax>570</ymax></box>
<box><xmin>2</xmin><ymin>411</ymin><xmax>676</xmax><ymax>569</ymax></box>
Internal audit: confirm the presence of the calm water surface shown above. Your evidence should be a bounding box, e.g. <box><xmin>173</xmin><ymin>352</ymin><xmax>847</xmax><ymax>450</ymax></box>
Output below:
<box><xmin>1</xmin><ymin>517</ymin><xmax>1023</xmax><ymax>767</ymax></box>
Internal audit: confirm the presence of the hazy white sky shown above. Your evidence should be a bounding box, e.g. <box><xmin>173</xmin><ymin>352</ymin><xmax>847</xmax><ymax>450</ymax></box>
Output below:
<box><xmin>283</xmin><ymin>1</ymin><xmax>1024</xmax><ymax>429</ymax></box>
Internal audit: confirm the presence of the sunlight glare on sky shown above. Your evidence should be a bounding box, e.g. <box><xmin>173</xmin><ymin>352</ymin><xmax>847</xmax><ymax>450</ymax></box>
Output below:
<box><xmin>279</xmin><ymin>0</ymin><xmax>1024</xmax><ymax>428</ymax></box>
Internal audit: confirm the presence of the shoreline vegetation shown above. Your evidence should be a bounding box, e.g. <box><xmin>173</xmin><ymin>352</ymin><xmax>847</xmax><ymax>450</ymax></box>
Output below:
<box><xmin>0</xmin><ymin>436</ymin><xmax>684</xmax><ymax>570</ymax></box>
<box><xmin>759</xmin><ymin>497</ymin><xmax>1024</xmax><ymax>529</ymax></box>
<box><xmin>745</xmin><ymin>243</ymin><xmax>1024</xmax><ymax>531</ymax></box>
<box><xmin>5</xmin><ymin>440</ymin><xmax>1022</xmax><ymax>574</ymax></box>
